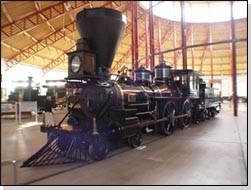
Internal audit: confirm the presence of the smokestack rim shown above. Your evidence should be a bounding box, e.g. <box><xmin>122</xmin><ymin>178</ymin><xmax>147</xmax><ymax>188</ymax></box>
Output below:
<box><xmin>76</xmin><ymin>7</ymin><xmax>127</xmax><ymax>25</ymax></box>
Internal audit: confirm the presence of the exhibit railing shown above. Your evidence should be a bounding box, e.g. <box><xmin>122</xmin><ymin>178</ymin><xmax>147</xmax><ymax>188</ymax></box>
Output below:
<box><xmin>1</xmin><ymin>101</ymin><xmax>38</xmax><ymax>125</ymax></box>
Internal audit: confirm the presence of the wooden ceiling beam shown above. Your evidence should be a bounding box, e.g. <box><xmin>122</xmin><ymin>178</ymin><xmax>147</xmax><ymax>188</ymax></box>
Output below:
<box><xmin>1</xmin><ymin>2</ymin><xmax>13</xmax><ymax>23</ymax></box>
<box><xmin>42</xmin><ymin>46</ymin><xmax>75</xmax><ymax>76</ymax></box>
<box><xmin>34</xmin><ymin>1</ymin><xmax>75</xmax><ymax>45</ymax></box>
<box><xmin>41</xmin><ymin>2</ymin><xmax>131</xmax><ymax>75</ymax></box>
<box><xmin>34</xmin><ymin>1</ymin><xmax>75</xmax><ymax>49</ymax></box>
<box><xmin>5</xmin><ymin>21</ymin><xmax>76</xmax><ymax>66</ymax></box>
<box><xmin>5</xmin><ymin>1</ymin><xmax>130</xmax><ymax>70</ymax></box>
<box><xmin>1</xmin><ymin>41</ymin><xmax>23</xmax><ymax>53</ymax></box>
<box><xmin>1</xmin><ymin>1</ymin><xmax>91</xmax><ymax>41</ymax></box>
<box><xmin>1</xmin><ymin>41</ymin><xmax>51</xmax><ymax>62</ymax></box>
<box><xmin>34</xmin><ymin>1</ymin><xmax>55</xmax><ymax>32</ymax></box>
<box><xmin>63</xmin><ymin>2</ymin><xmax>74</xmax><ymax>21</ymax></box>
<box><xmin>89</xmin><ymin>1</ymin><xmax>93</xmax><ymax>8</ymax></box>
<box><xmin>2</xmin><ymin>41</ymin><xmax>52</xmax><ymax>69</ymax></box>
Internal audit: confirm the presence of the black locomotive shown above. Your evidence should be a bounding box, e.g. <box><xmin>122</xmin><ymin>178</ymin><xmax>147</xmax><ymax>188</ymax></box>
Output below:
<box><xmin>38</xmin><ymin>8</ymin><xmax>221</xmax><ymax>162</ymax></box>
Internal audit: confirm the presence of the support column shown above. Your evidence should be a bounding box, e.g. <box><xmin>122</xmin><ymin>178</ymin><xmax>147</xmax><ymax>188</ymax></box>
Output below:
<box><xmin>145</xmin><ymin>12</ymin><xmax>149</xmax><ymax>68</ymax></box>
<box><xmin>132</xmin><ymin>1</ymin><xmax>139</xmax><ymax>70</ymax></box>
<box><xmin>173</xmin><ymin>2</ymin><xmax>177</xmax><ymax>69</ymax></box>
<box><xmin>173</xmin><ymin>21</ymin><xmax>177</xmax><ymax>69</ymax></box>
<box><xmin>158</xmin><ymin>17</ymin><xmax>162</xmax><ymax>62</ymax></box>
<box><xmin>180</xmin><ymin>1</ymin><xmax>187</xmax><ymax>70</ymax></box>
<box><xmin>190</xmin><ymin>3</ymin><xmax>194</xmax><ymax>70</ymax></box>
<box><xmin>230</xmin><ymin>1</ymin><xmax>237</xmax><ymax>116</ymax></box>
<box><xmin>209</xmin><ymin>24</ymin><xmax>213</xmax><ymax>81</ymax></box>
<box><xmin>149</xmin><ymin>1</ymin><xmax>155</xmax><ymax>72</ymax></box>
<box><xmin>131</xmin><ymin>2</ymin><xmax>135</xmax><ymax>74</ymax></box>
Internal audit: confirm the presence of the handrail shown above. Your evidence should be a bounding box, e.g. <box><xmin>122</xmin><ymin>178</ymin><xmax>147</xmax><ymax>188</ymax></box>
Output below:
<box><xmin>136</xmin><ymin>38</ymin><xmax>247</xmax><ymax>65</ymax></box>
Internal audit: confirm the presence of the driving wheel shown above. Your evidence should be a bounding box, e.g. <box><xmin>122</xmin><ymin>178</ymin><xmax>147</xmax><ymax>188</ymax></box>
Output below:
<box><xmin>182</xmin><ymin>100</ymin><xmax>192</xmax><ymax>128</ymax></box>
<box><xmin>161</xmin><ymin>102</ymin><xmax>176</xmax><ymax>136</ymax></box>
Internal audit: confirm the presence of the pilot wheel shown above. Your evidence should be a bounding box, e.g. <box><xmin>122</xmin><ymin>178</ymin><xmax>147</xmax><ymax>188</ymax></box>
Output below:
<box><xmin>161</xmin><ymin>102</ymin><xmax>176</xmax><ymax>136</ymax></box>
<box><xmin>89</xmin><ymin>137</ymin><xmax>109</xmax><ymax>161</ymax></box>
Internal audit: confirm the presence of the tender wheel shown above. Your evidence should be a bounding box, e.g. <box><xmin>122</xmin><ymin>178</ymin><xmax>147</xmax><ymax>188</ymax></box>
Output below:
<box><xmin>89</xmin><ymin>137</ymin><xmax>109</xmax><ymax>161</ymax></box>
<box><xmin>182</xmin><ymin>100</ymin><xmax>192</xmax><ymax>128</ymax></box>
<box><xmin>200</xmin><ymin>111</ymin><xmax>206</xmax><ymax>121</ymax></box>
<box><xmin>211</xmin><ymin>110</ymin><xmax>216</xmax><ymax>118</ymax></box>
<box><xmin>205</xmin><ymin>110</ymin><xmax>210</xmax><ymax>119</ymax></box>
<box><xmin>161</xmin><ymin>102</ymin><xmax>176</xmax><ymax>136</ymax></box>
<box><xmin>128</xmin><ymin>133</ymin><xmax>142</xmax><ymax>148</ymax></box>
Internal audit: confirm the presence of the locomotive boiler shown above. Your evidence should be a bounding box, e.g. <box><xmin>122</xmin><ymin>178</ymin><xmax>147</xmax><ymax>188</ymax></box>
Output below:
<box><xmin>23</xmin><ymin>8</ymin><xmax>221</xmax><ymax>166</ymax></box>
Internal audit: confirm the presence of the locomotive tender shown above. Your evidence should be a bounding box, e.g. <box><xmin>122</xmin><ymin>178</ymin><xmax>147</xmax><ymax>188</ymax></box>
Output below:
<box><xmin>40</xmin><ymin>8</ymin><xmax>221</xmax><ymax>161</ymax></box>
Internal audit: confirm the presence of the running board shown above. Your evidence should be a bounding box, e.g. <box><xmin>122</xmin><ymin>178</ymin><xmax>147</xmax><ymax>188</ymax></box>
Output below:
<box><xmin>21</xmin><ymin>132</ymin><xmax>89</xmax><ymax>167</ymax></box>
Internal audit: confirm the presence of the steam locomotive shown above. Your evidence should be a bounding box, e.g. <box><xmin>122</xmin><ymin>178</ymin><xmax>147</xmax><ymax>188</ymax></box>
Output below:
<box><xmin>40</xmin><ymin>8</ymin><xmax>221</xmax><ymax>161</ymax></box>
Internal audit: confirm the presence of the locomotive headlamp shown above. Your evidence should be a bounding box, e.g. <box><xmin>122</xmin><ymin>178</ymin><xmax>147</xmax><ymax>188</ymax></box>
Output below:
<box><xmin>71</xmin><ymin>55</ymin><xmax>82</xmax><ymax>73</ymax></box>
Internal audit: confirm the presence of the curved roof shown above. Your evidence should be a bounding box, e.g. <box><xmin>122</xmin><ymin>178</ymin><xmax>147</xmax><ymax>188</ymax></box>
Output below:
<box><xmin>1</xmin><ymin>1</ymin><xmax>247</xmax><ymax>76</ymax></box>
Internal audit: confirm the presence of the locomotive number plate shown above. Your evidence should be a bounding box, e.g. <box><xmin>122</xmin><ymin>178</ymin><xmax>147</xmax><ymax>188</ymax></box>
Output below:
<box><xmin>128</xmin><ymin>93</ymin><xmax>136</xmax><ymax>103</ymax></box>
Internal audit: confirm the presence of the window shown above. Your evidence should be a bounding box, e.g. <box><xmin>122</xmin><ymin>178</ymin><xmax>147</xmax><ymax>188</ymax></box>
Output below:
<box><xmin>182</xmin><ymin>74</ymin><xmax>188</xmax><ymax>86</ymax></box>
<box><xmin>190</xmin><ymin>75</ymin><xmax>194</xmax><ymax>90</ymax></box>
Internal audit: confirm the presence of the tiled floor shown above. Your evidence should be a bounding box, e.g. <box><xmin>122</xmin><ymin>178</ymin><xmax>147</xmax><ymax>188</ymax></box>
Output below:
<box><xmin>1</xmin><ymin>102</ymin><xmax>247</xmax><ymax>185</ymax></box>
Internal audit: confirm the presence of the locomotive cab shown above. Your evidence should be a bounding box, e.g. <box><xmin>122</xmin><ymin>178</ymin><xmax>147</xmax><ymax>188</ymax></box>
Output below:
<box><xmin>172</xmin><ymin>70</ymin><xmax>201</xmax><ymax>98</ymax></box>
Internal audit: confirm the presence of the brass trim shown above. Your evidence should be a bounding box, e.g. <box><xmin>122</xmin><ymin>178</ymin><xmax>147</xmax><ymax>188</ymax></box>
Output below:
<box><xmin>140</xmin><ymin>85</ymin><xmax>148</xmax><ymax>95</ymax></box>
<box><xmin>140</xmin><ymin>85</ymin><xmax>150</xmax><ymax>111</ymax></box>
<box><xmin>156</xmin><ymin>86</ymin><xmax>163</xmax><ymax>97</ymax></box>
<box><xmin>117</xmin><ymin>84</ymin><xmax>124</xmax><ymax>108</ymax></box>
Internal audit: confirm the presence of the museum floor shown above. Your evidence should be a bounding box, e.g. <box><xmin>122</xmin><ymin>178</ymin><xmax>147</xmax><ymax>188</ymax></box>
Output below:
<box><xmin>1</xmin><ymin>102</ymin><xmax>247</xmax><ymax>185</ymax></box>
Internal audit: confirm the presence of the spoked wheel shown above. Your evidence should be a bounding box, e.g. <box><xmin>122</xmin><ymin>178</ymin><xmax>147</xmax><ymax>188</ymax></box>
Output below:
<box><xmin>210</xmin><ymin>109</ymin><xmax>216</xmax><ymax>118</ymax></box>
<box><xmin>128</xmin><ymin>133</ymin><xmax>143</xmax><ymax>148</ymax></box>
<box><xmin>161</xmin><ymin>102</ymin><xmax>176</xmax><ymax>136</ymax></box>
<box><xmin>89</xmin><ymin>137</ymin><xmax>109</xmax><ymax>161</ymax></box>
<box><xmin>182</xmin><ymin>100</ymin><xmax>192</xmax><ymax>128</ymax></box>
<box><xmin>200</xmin><ymin>111</ymin><xmax>206</xmax><ymax>121</ymax></box>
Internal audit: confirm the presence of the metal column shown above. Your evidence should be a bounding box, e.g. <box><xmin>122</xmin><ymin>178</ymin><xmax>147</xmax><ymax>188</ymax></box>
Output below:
<box><xmin>209</xmin><ymin>24</ymin><xmax>214</xmax><ymax>81</ymax></box>
<box><xmin>180</xmin><ymin>1</ymin><xmax>187</xmax><ymax>70</ymax></box>
<box><xmin>158</xmin><ymin>17</ymin><xmax>162</xmax><ymax>62</ymax></box>
<box><xmin>173</xmin><ymin>21</ymin><xmax>177</xmax><ymax>69</ymax></box>
<box><xmin>149</xmin><ymin>1</ymin><xmax>155</xmax><ymax>71</ymax></box>
<box><xmin>189</xmin><ymin>2</ymin><xmax>194</xmax><ymax>70</ymax></box>
<box><xmin>230</xmin><ymin>1</ymin><xmax>238</xmax><ymax>116</ymax></box>
<box><xmin>173</xmin><ymin>2</ymin><xmax>177</xmax><ymax>69</ymax></box>
<box><xmin>145</xmin><ymin>12</ymin><xmax>149</xmax><ymax>68</ymax></box>
<box><xmin>131</xmin><ymin>1</ymin><xmax>139</xmax><ymax>72</ymax></box>
<box><xmin>133</xmin><ymin>1</ymin><xmax>139</xmax><ymax>70</ymax></box>
<box><xmin>131</xmin><ymin>2</ymin><xmax>135</xmax><ymax>73</ymax></box>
